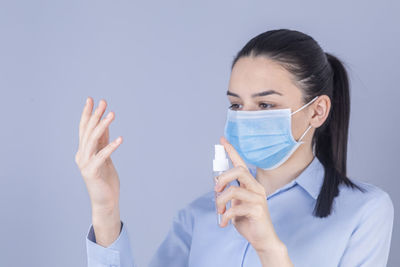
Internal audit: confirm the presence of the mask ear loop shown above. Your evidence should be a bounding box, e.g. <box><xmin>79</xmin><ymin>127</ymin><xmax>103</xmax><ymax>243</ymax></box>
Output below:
<box><xmin>291</xmin><ymin>96</ymin><xmax>319</xmax><ymax>116</ymax></box>
<box><xmin>291</xmin><ymin>95</ymin><xmax>319</xmax><ymax>143</ymax></box>
<box><xmin>298</xmin><ymin>124</ymin><xmax>313</xmax><ymax>143</ymax></box>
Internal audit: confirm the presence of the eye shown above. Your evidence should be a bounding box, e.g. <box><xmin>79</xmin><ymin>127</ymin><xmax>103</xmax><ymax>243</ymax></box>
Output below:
<box><xmin>229</xmin><ymin>103</ymin><xmax>242</xmax><ymax>110</ymax></box>
<box><xmin>259</xmin><ymin>102</ymin><xmax>274</xmax><ymax>109</ymax></box>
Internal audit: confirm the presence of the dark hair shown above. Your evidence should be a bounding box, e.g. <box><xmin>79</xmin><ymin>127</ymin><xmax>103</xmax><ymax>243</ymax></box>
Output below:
<box><xmin>231</xmin><ymin>29</ymin><xmax>365</xmax><ymax>218</ymax></box>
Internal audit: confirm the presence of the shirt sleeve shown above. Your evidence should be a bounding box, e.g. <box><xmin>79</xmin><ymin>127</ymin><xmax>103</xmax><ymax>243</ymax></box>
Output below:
<box><xmin>338</xmin><ymin>191</ymin><xmax>394</xmax><ymax>267</ymax></box>
<box><xmin>148</xmin><ymin>206</ymin><xmax>193</xmax><ymax>267</ymax></box>
<box><xmin>86</xmin><ymin>220</ymin><xmax>136</xmax><ymax>267</ymax></box>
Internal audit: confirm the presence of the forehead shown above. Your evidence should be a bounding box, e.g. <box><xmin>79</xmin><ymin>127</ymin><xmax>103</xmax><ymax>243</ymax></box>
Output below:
<box><xmin>228</xmin><ymin>56</ymin><xmax>301</xmax><ymax>98</ymax></box>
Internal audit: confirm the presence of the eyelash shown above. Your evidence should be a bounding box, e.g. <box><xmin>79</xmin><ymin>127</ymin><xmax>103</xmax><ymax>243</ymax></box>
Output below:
<box><xmin>229</xmin><ymin>103</ymin><xmax>274</xmax><ymax>110</ymax></box>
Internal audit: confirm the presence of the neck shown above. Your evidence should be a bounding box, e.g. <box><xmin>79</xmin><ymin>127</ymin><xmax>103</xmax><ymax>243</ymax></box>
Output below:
<box><xmin>255</xmin><ymin>144</ymin><xmax>315</xmax><ymax>197</ymax></box>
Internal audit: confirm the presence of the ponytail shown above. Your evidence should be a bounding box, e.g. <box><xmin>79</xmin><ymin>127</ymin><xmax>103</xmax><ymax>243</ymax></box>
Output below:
<box><xmin>313</xmin><ymin>52</ymin><xmax>365</xmax><ymax>217</ymax></box>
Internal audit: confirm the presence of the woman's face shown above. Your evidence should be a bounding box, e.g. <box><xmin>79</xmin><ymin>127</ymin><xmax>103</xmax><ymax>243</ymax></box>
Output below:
<box><xmin>227</xmin><ymin>55</ymin><xmax>315</xmax><ymax>142</ymax></box>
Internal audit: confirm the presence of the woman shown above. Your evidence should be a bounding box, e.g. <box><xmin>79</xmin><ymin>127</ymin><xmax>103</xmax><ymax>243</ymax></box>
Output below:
<box><xmin>75</xmin><ymin>29</ymin><xmax>394</xmax><ymax>267</ymax></box>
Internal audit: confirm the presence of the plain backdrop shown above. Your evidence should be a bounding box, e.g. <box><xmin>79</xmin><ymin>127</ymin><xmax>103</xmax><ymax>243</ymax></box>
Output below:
<box><xmin>0</xmin><ymin>0</ymin><xmax>398</xmax><ymax>266</ymax></box>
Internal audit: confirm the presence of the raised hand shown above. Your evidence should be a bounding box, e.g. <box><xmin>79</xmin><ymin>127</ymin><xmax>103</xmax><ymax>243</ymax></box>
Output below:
<box><xmin>215</xmin><ymin>136</ymin><xmax>288</xmax><ymax>260</ymax></box>
<box><xmin>75</xmin><ymin>97</ymin><xmax>123</xmax><ymax>246</ymax></box>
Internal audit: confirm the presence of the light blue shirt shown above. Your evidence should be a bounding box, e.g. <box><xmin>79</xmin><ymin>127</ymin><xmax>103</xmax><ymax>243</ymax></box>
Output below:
<box><xmin>86</xmin><ymin>156</ymin><xmax>394</xmax><ymax>266</ymax></box>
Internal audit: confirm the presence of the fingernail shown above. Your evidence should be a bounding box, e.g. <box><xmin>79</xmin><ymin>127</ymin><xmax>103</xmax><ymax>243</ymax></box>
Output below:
<box><xmin>106</xmin><ymin>112</ymin><xmax>112</xmax><ymax>119</ymax></box>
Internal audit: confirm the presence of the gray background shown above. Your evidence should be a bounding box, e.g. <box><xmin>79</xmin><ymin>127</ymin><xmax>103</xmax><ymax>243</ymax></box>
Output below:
<box><xmin>1</xmin><ymin>0</ymin><xmax>398</xmax><ymax>266</ymax></box>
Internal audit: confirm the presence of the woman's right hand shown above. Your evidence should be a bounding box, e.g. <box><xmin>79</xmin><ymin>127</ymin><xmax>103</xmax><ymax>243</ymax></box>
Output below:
<box><xmin>75</xmin><ymin>97</ymin><xmax>123</xmax><ymax>246</ymax></box>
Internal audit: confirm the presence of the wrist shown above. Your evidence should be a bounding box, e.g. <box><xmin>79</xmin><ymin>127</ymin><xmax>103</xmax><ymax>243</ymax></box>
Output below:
<box><xmin>257</xmin><ymin>238</ymin><xmax>286</xmax><ymax>253</ymax></box>
<box><xmin>256</xmin><ymin>240</ymin><xmax>293</xmax><ymax>267</ymax></box>
<box><xmin>92</xmin><ymin>200</ymin><xmax>119</xmax><ymax>217</ymax></box>
<box><xmin>91</xmin><ymin>207</ymin><xmax>121</xmax><ymax>247</ymax></box>
<box><xmin>92</xmin><ymin>205</ymin><xmax>120</xmax><ymax>226</ymax></box>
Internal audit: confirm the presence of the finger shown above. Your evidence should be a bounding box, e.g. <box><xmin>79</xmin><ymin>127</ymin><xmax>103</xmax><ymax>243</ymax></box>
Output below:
<box><xmin>220</xmin><ymin>136</ymin><xmax>248</xmax><ymax>169</ymax></box>
<box><xmin>82</xmin><ymin>99</ymin><xmax>107</xmax><ymax>146</ymax></box>
<box><xmin>215</xmin><ymin>166</ymin><xmax>264</xmax><ymax>195</ymax></box>
<box><xmin>79</xmin><ymin>97</ymin><xmax>94</xmax><ymax>143</ymax></box>
<box><xmin>219</xmin><ymin>203</ymin><xmax>254</xmax><ymax>227</ymax></box>
<box><xmin>86</xmin><ymin>111</ymin><xmax>115</xmax><ymax>155</ymax></box>
<box><xmin>92</xmin><ymin>136</ymin><xmax>123</xmax><ymax>168</ymax></box>
<box><xmin>216</xmin><ymin>185</ymin><xmax>261</xmax><ymax>214</ymax></box>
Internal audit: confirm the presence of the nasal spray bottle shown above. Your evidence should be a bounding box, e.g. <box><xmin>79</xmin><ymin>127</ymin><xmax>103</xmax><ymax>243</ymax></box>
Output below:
<box><xmin>213</xmin><ymin>144</ymin><xmax>230</xmax><ymax>225</ymax></box>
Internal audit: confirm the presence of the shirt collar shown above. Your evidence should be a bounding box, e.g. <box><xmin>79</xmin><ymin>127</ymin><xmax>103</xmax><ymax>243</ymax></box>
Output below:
<box><xmin>293</xmin><ymin>156</ymin><xmax>325</xmax><ymax>199</ymax></box>
<box><xmin>244</xmin><ymin>156</ymin><xmax>325</xmax><ymax>200</ymax></box>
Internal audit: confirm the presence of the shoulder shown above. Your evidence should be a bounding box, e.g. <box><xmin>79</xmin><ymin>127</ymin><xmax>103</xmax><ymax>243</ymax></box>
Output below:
<box><xmin>336</xmin><ymin>178</ymin><xmax>394</xmax><ymax>221</ymax></box>
<box><xmin>335</xmin><ymin>180</ymin><xmax>395</xmax><ymax>266</ymax></box>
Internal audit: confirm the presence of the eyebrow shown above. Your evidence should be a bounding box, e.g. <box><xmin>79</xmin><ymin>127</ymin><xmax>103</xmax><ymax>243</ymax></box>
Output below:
<box><xmin>226</xmin><ymin>89</ymin><xmax>282</xmax><ymax>98</ymax></box>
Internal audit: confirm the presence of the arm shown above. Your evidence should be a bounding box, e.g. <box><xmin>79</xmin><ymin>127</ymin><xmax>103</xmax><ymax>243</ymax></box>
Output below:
<box><xmin>75</xmin><ymin>97</ymin><xmax>131</xmax><ymax>266</ymax></box>
<box><xmin>338</xmin><ymin>191</ymin><xmax>394</xmax><ymax>267</ymax></box>
<box><xmin>77</xmin><ymin>99</ymin><xmax>193</xmax><ymax>266</ymax></box>
<box><xmin>216</xmin><ymin>137</ymin><xmax>294</xmax><ymax>267</ymax></box>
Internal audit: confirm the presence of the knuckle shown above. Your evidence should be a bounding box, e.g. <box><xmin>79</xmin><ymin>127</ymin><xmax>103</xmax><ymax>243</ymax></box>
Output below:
<box><xmin>101</xmin><ymin>115</ymin><xmax>111</xmax><ymax>125</ymax></box>
<box><xmin>106</xmin><ymin>112</ymin><xmax>114</xmax><ymax>121</ymax></box>
<box><xmin>75</xmin><ymin>152</ymin><xmax>83</xmax><ymax>166</ymax></box>
<box><xmin>216</xmin><ymin>195</ymin><xmax>223</xmax><ymax>206</ymax></box>
<box><xmin>217</xmin><ymin>173</ymin><xmax>225</xmax><ymax>183</ymax></box>
<box><xmin>226</xmin><ymin>206</ymin><xmax>235</xmax><ymax>217</ymax></box>
<box><xmin>95</xmin><ymin>104</ymin><xmax>104</xmax><ymax>114</ymax></box>
<box><xmin>106</xmin><ymin>143</ymin><xmax>114</xmax><ymax>152</ymax></box>
<box><xmin>215</xmin><ymin>201</ymin><xmax>220</xmax><ymax>209</ymax></box>
<box><xmin>74</xmin><ymin>153</ymin><xmax>80</xmax><ymax>164</ymax></box>
<box><xmin>229</xmin><ymin>186</ymin><xmax>237</xmax><ymax>194</ymax></box>
<box><xmin>96</xmin><ymin>150</ymin><xmax>105</xmax><ymax>160</ymax></box>
<box><xmin>99</xmin><ymin>146</ymin><xmax>112</xmax><ymax>159</ymax></box>
<box><xmin>80</xmin><ymin>166</ymin><xmax>91</xmax><ymax>178</ymax></box>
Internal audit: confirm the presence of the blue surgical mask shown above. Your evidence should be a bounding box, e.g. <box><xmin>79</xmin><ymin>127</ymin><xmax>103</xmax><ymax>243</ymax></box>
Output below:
<box><xmin>223</xmin><ymin>96</ymin><xmax>319</xmax><ymax>170</ymax></box>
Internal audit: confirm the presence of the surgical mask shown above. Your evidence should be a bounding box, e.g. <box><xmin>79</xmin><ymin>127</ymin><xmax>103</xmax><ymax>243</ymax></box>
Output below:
<box><xmin>223</xmin><ymin>96</ymin><xmax>318</xmax><ymax>170</ymax></box>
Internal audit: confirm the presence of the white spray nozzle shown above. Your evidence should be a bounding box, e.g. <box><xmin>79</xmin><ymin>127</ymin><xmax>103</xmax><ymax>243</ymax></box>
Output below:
<box><xmin>214</xmin><ymin>144</ymin><xmax>226</xmax><ymax>160</ymax></box>
<box><xmin>213</xmin><ymin>144</ymin><xmax>229</xmax><ymax>172</ymax></box>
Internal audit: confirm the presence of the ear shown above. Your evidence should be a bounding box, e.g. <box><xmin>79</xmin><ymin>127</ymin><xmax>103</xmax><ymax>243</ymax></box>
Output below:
<box><xmin>310</xmin><ymin>95</ymin><xmax>331</xmax><ymax>128</ymax></box>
